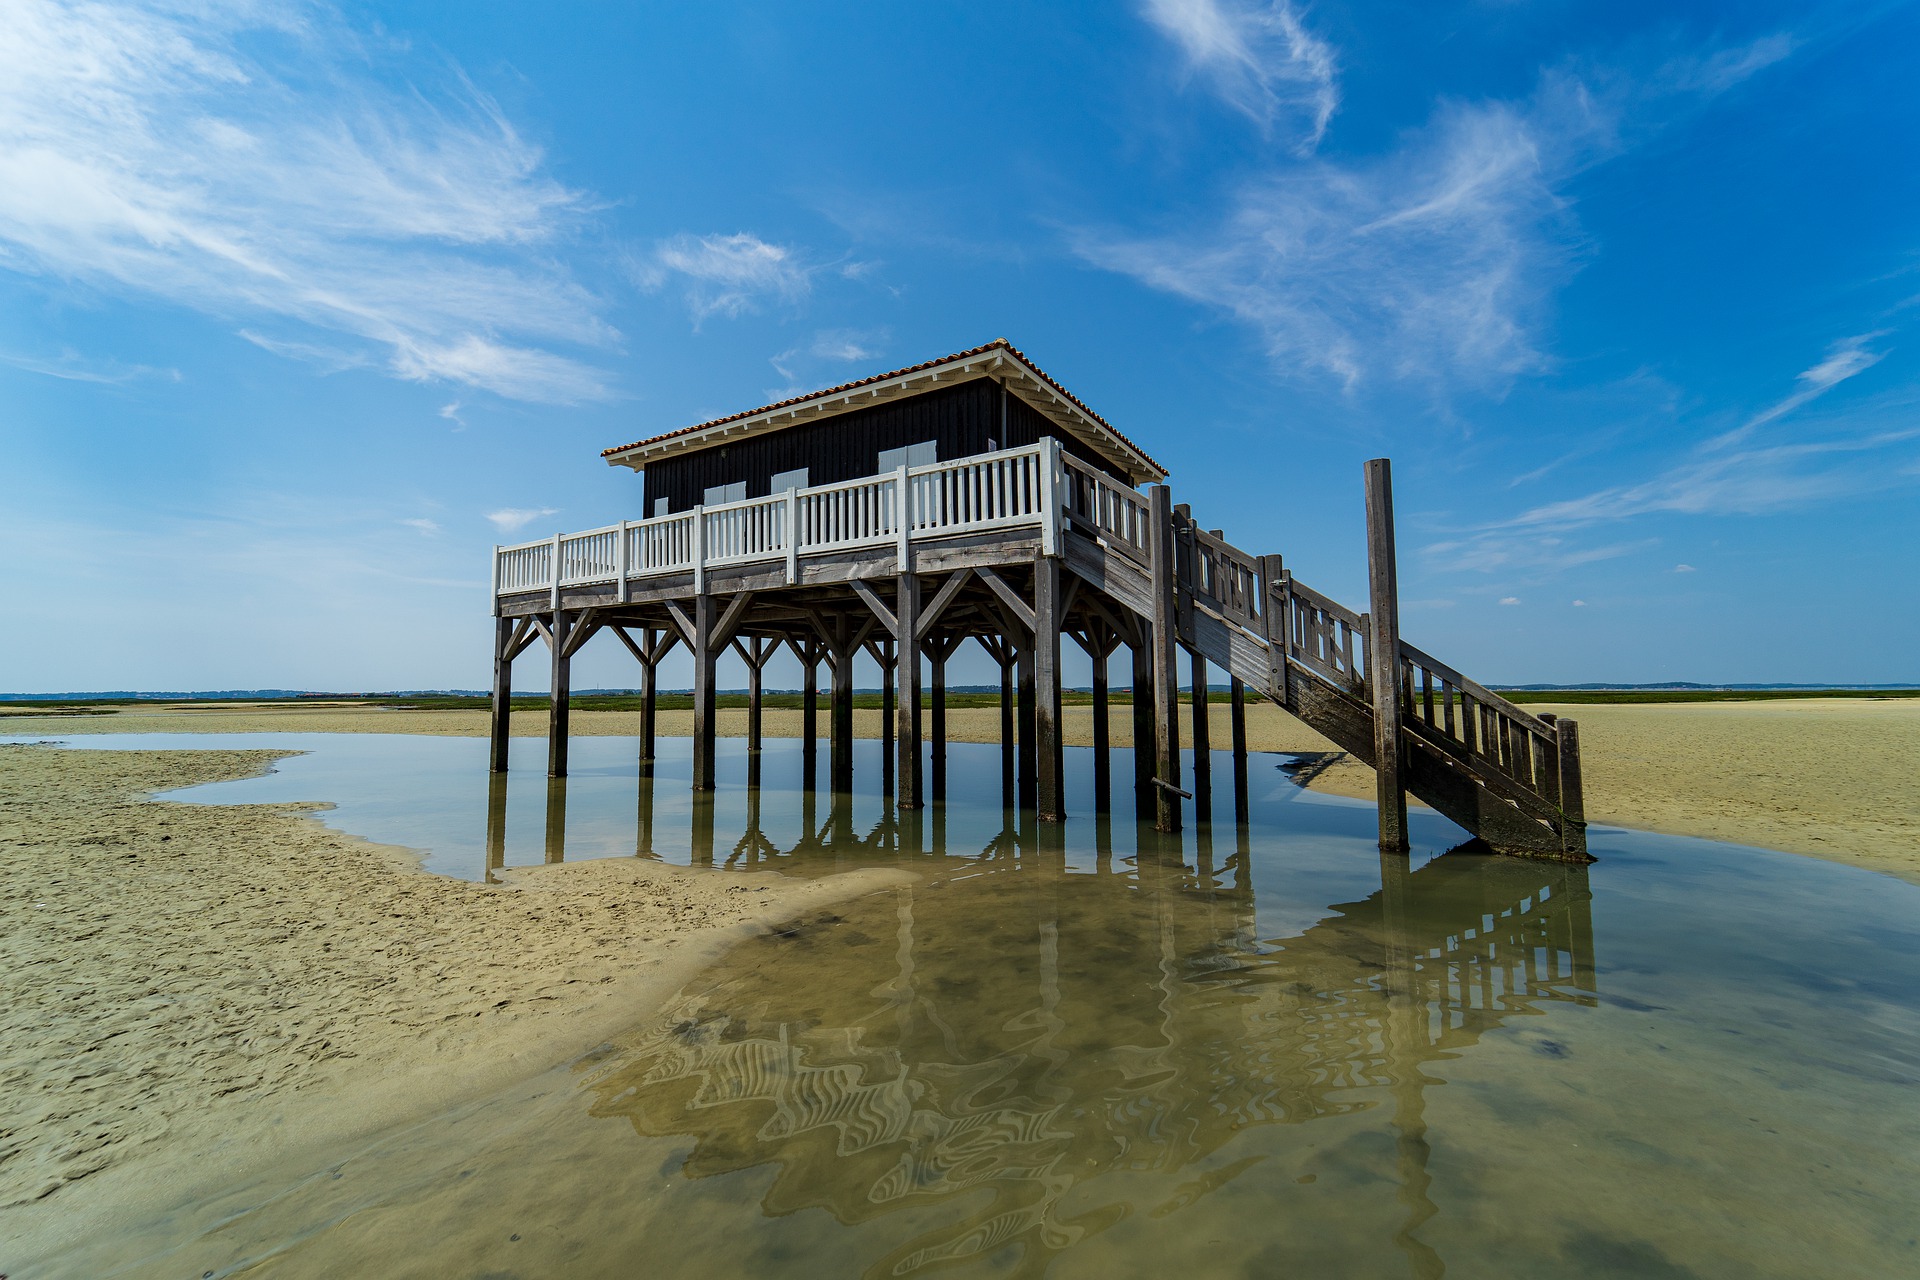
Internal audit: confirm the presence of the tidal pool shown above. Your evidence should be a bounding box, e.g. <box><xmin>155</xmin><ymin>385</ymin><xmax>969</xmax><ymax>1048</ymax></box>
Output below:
<box><xmin>14</xmin><ymin>732</ymin><xmax>1920</xmax><ymax>1277</ymax></box>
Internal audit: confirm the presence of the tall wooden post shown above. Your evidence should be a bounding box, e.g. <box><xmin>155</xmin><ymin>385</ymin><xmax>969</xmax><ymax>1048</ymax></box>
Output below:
<box><xmin>1091</xmin><ymin>637</ymin><xmax>1111</xmax><ymax>813</ymax></box>
<box><xmin>547</xmin><ymin>609</ymin><xmax>571</xmax><ymax>779</ymax></box>
<box><xmin>831</xmin><ymin>637</ymin><xmax>854</xmax><ymax>793</ymax></box>
<box><xmin>1131</xmin><ymin>638</ymin><xmax>1155</xmax><ymax>821</ymax></box>
<box><xmin>490</xmin><ymin>615</ymin><xmax>513</xmax><ymax>773</ymax></box>
<box><xmin>746</xmin><ymin>639</ymin><xmax>764</xmax><ymax>755</ymax></box>
<box><xmin>930</xmin><ymin>639</ymin><xmax>948</xmax><ymax>802</ymax></box>
<box><xmin>999</xmin><ymin>648</ymin><xmax>1015</xmax><ymax>804</ymax></box>
<box><xmin>1190</xmin><ymin>649</ymin><xmax>1211</xmax><ymax>821</ymax></box>
<box><xmin>1557</xmin><ymin>718</ymin><xmax>1587</xmax><ymax>858</ymax></box>
<box><xmin>1148</xmin><ymin>485</ymin><xmax>1182</xmax><ymax>832</ymax></box>
<box><xmin>1365</xmin><ymin>458</ymin><xmax>1409</xmax><ymax>852</ymax></box>
<box><xmin>1034</xmin><ymin>559</ymin><xmax>1064</xmax><ymax>821</ymax></box>
<box><xmin>803</xmin><ymin>648</ymin><xmax>819</xmax><ymax>791</ymax></box>
<box><xmin>896</xmin><ymin>574</ymin><xmax>923</xmax><ymax>808</ymax></box>
<box><xmin>639</xmin><ymin>628</ymin><xmax>658</xmax><ymax>775</ymax></box>
<box><xmin>880</xmin><ymin>639</ymin><xmax>896</xmax><ymax>797</ymax></box>
<box><xmin>1230</xmin><ymin>674</ymin><xmax>1250</xmax><ymax>823</ymax></box>
<box><xmin>692</xmin><ymin>593</ymin><xmax>717</xmax><ymax>792</ymax></box>
<box><xmin>1015</xmin><ymin>628</ymin><xmax>1037</xmax><ymax>812</ymax></box>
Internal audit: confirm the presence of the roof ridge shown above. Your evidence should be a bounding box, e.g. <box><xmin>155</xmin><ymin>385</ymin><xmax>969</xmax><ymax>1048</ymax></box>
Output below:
<box><xmin>598</xmin><ymin>339</ymin><xmax>1155</xmax><ymax>475</ymax></box>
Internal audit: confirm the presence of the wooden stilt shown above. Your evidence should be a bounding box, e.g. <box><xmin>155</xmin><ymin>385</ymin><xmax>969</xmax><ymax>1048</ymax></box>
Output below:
<box><xmin>639</xmin><ymin>628</ymin><xmax>658</xmax><ymax>774</ymax></box>
<box><xmin>1230</xmin><ymin>674</ymin><xmax>1250</xmax><ymax>823</ymax></box>
<box><xmin>880</xmin><ymin>638</ymin><xmax>896</xmax><ymax>796</ymax></box>
<box><xmin>1148</xmin><ymin>485</ymin><xmax>1182</xmax><ymax>832</ymax></box>
<box><xmin>1015</xmin><ymin>625</ymin><xmax>1037</xmax><ymax>812</ymax></box>
<box><xmin>930</xmin><ymin>637</ymin><xmax>950</xmax><ymax>802</ymax></box>
<box><xmin>1131</xmin><ymin>638</ymin><xmax>1154</xmax><ymax>821</ymax></box>
<box><xmin>548</xmin><ymin>609</ymin><xmax>571</xmax><ymax>779</ymax></box>
<box><xmin>802</xmin><ymin>646</ymin><xmax>819</xmax><ymax>791</ymax></box>
<box><xmin>691</xmin><ymin>593</ymin><xmax>716</xmax><ymax>792</ymax></box>
<box><xmin>895</xmin><ymin>573</ymin><xmax>923</xmax><ymax>808</ymax></box>
<box><xmin>1090</xmin><ymin>630</ymin><xmax>1111</xmax><ymax>813</ymax></box>
<box><xmin>998</xmin><ymin>644</ymin><xmax>1015</xmax><ymax>805</ymax></box>
<box><xmin>1034</xmin><ymin>558</ymin><xmax>1064</xmax><ymax>821</ymax></box>
<box><xmin>490</xmin><ymin>615</ymin><xmax>513</xmax><ymax>774</ymax></box>
<box><xmin>830</xmin><ymin>625</ymin><xmax>854</xmax><ymax>793</ymax></box>
<box><xmin>1365</xmin><ymin>458</ymin><xmax>1409</xmax><ymax>852</ymax></box>
<box><xmin>1190</xmin><ymin>649</ymin><xmax>1212</xmax><ymax>821</ymax></box>
<box><xmin>745</xmin><ymin>637</ymin><xmax>764</xmax><ymax>754</ymax></box>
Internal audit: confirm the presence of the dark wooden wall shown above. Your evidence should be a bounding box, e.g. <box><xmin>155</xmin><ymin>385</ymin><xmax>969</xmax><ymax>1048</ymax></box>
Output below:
<box><xmin>641</xmin><ymin>377</ymin><xmax>1129</xmax><ymax>513</ymax></box>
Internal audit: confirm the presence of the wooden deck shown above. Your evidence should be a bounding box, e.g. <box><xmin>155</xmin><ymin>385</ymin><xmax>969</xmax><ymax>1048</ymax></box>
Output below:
<box><xmin>490</xmin><ymin>440</ymin><xmax>1589</xmax><ymax>861</ymax></box>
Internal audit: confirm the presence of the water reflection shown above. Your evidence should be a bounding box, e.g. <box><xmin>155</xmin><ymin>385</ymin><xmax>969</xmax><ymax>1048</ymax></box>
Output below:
<box><xmin>570</xmin><ymin>788</ymin><xmax>1595</xmax><ymax>1278</ymax></box>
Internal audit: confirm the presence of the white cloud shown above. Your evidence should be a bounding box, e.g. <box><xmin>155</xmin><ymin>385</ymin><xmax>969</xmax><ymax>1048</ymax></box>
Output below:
<box><xmin>1082</xmin><ymin>35</ymin><xmax>1793</xmax><ymax>390</ymax></box>
<box><xmin>0</xmin><ymin>347</ymin><xmax>178</xmax><ymax>383</ymax></box>
<box><xmin>1141</xmin><ymin>0</ymin><xmax>1338</xmax><ymax>149</ymax></box>
<box><xmin>1674</xmin><ymin>563</ymin><xmax>1696</xmax><ymax>573</ymax></box>
<box><xmin>0</xmin><ymin>0</ymin><xmax>615</xmax><ymax>403</ymax></box>
<box><xmin>1572</xmin><ymin>599</ymin><xmax>1587</xmax><ymax>607</ymax></box>
<box><xmin>1708</xmin><ymin>333</ymin><xmax>1888</xmax><ymax>449</ymax></box>
<box><xmin>486</xmin><ymin>507</ymin><xmax>558</xmax><ymax>535</ymax></box>
<box><xmin>638</xmin><ymin>232</ymin><xmax>811</xmax><ymax>322</ymax></box>
<box><xmin>1499</xmin><ymin>596</ymin><xmax>1521</xmax><ymax>606</ymax></box>
<box><xmin>400</xmin><ymin>518</ymin><xmax>440</xmax><ymax>536</ymax></box>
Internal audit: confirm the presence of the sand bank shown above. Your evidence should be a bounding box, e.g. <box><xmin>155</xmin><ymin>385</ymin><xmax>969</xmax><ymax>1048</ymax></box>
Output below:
<box><xmin>7</xmin><ymin>698</ymin><xmax>1916</xmax><ymax>882</ymax></box>
<box><xmin>0</xmin><ymin>744</ymin><xmax>909</xmax><ymax>1264</ymax></box>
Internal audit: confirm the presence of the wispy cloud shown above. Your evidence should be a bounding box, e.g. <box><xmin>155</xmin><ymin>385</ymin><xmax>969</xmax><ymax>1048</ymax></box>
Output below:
<box><xmin>0</xmin><ymin>347</ymin><xmax>178</xmax><ymax>384</ymax></box>
<box><xmin>0</xmin><ymin>0</ymin><xmax>615</xmax><ymax>403</ymax></box>
<box><xmin>1141</xmin><ymin>0</ymin><xmax>1338</xmax><ymax>149</ymax></box>
<box><xmin>1081</xmin><ymin>35</ymin><xmax>1792</xmax><ymax>390</ymax></box>
<box><xmin>400</xmin><ymin>517</ymin><xmax>441</xmax><ymax>536</ymax></box>
<box><xmin>1673</xmin><ymin>563</ymin><xmax>1696</xmax><ymax>573</ymax></box>
<box><xmin>766</xmin><ymin>328</ymin><xmax>888</xmax><ymax>399</ymax></box>
<box><xmin>634</xmin><ymin>232</ymin><xmax>811</xmax><ymax>323</ymax></box>
<box><xmin>486</xmin><ymin>507</ymin><xmax>558</xmax><ymax>535</ymax></box>
<box><xmin>1707</xmin><ymin>332</ymin><xmax>1888</xmax><ymax>449</ymax></box>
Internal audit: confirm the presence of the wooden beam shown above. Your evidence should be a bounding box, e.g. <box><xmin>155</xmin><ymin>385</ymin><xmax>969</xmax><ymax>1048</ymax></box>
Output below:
<box><xmin>709</xmin><ymin>590</ymin><xmax>756</xmax><ymax>652</ymax></box>
<box><xmin>640</xmin><ymin>627</ymin><xmax>659</xmax><ymax>770</ymax></box>
<box><xmin>692</xmin><ymin>594</ymin><xmax>717</xmax><ymax>791</ymax></box>
<box><xmin>1365</xmin><ymin>458</ymin><xmax>1409</xmax><ymax>853</ymax></box>
<box><xmin>506</xmin><ymin>615</ymin><xmax>540</xmax><ymax>662</ymax></box>
<box><xmin>664</xmin><ymin>600</ymin><xmax>698</xmax><ymax>649</ymax></box>
<box><xmin>1231</xmin><ymin>674</ymin><xmax>1250</xmax><ymax>824</ymax></box>
<box><xmin>974</xmin><ymin>565</ymin><xmax>1037</xmax><ymax>633</ymax></box>
<box><xmin>846</xmin><ymin>576</ymin><xmax>899</xmax><ymax>639</ymax></box>
<box><xmin>560</xmin><ymin>608</ymin><xmax>600</xmax><ymax>659</ymax></box>
<box><xmin>608</xmin><ymin>623</ymin><xmax>648</xmax><ymax>667</ymax></box>
<box><xmin>1090</xmin><ymin>624</ymin><xmax>1110</xmax><ymax>813</ymax></box>
<box><xmin>915</xmin><ymin>569</ymin><xmax>972</xmax><ymax>640</ymax></box>
<box><xmin>1190</xmin><ymin>648</ymin><xmax>1212</xmax><ymax>821</ymax></box>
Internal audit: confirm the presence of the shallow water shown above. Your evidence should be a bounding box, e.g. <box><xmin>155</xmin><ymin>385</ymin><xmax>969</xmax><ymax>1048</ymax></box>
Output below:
<box><xmin>12</xmin><ymin>732</ymin><xmax>1920</xmax><ymax>1277</ymax></box>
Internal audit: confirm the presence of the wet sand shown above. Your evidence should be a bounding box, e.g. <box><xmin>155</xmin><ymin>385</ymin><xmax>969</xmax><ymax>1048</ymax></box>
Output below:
<box><xmin>0</xmin><ymin>744</ymin><xmax>908</xmax><ymax>1264</ymax></box>
<box><xmin>7</xmin><ymin>697</ymin><xmax>1917</xmax><ymax>883</ymax></box>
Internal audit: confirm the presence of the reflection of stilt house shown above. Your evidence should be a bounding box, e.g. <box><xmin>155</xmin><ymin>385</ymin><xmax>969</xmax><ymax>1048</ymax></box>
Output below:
<box><xmin>489</xmin><ymin>339</ymin><xmax>1588</xmax><ymax>859</ymax></box>
<box><xmin>584</xmin><ymin>845</ymin><xmax>1598</xmax><ymax>1275</ymax></box>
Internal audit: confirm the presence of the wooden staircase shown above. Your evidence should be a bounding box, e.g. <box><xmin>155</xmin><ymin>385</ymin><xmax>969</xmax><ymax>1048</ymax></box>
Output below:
<box><xmin>1058</xmin><ymin>454</ymin><xmax>1590</xmax><ymax>862</ymax></box>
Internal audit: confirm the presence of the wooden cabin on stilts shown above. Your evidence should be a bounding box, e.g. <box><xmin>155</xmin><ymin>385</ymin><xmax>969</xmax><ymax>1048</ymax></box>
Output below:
<box><xmin>489</xmin><ymin>339</ymin><xmax>1589</xmax><ymax>862</ymax></box>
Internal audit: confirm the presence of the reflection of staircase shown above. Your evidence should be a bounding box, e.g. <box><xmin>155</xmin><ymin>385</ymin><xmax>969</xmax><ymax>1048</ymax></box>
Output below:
<box><xmin>1059</xmin><ymin>455</ymin><xmax>1589</xmax><ymax>861</ymax></box>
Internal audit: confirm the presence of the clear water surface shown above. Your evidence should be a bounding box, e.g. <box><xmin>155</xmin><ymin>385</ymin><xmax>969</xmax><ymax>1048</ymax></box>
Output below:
<box><xmin>11</xmin><ymin>731</ymin><xmax>1919</xmax><ymax>1278</ymax></box>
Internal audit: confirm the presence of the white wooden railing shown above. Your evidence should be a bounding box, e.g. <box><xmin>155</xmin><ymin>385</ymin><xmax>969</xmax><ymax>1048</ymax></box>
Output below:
<box><xmin>493</xmin><ymin>439</ymin><xmax>1075</xmax><ymax>601</ymax></box>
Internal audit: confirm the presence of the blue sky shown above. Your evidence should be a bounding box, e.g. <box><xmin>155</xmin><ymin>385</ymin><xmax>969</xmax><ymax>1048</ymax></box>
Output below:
<box><xmin>2</xmin><ymin>0</ymin><xmax>1916</xmax><ymax>693</ymax></box>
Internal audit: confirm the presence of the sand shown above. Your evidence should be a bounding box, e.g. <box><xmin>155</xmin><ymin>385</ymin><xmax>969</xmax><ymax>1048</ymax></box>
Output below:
<box><xmin>0</xmin><ymin>743</ymin><xmax>909</xmax><ymax>1264</ymax></box>
<box><xmin>7</xmin><ymin>697</ymin><xmax>1917</xmax><ymax>882</ymax></box>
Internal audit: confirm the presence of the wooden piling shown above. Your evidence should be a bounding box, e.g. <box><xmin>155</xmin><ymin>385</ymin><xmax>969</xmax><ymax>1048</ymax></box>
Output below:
<box><xmin>1090</xmin><ymin>633</ymin><xmax>1111</xmax><ymax>813</ymax></box>
<box><xmin>639</xmin><ymin>628</ymin><xmax>658</xmax><ymax>773</ymax></box>
<box><xmin>1148</xmin><ymin>485</ymin><xmax>1182</xmax><ymax>832</ymax></box>
<box><xmin>691</xmin><ymin>594</ymin><xmax>717</xmax><ymax>791</ymax></box>
<box><xmin>830</xmin><ymin>635</ymin><xmax>854</xmax><ymax>793</ymax></box>
<box><xmin>1034</xmin><ymin>558</ymin><xmax>1064</xmax><ymax>821</ymax></box>
<box><xmin>880</xmin><ymin>638</ymin><xmax>896</xmax><ymax>796</ymax></box>
<box><xmin>547</xmin><ymin>609</ymin><xmax>570</xmax><ymax>779</ymax></box>
<box><xmin>1364</xmin><ymin>458</ymin><xmax>1409</xmax><ymax>852</ymax></box>
<box><xmin>1230</xmin><ymin>674</ymin><xmax>1249</xmax><ymax>823</ymax></box>
<box><xmin>930</xmin><ymin>636</ymin><xmax>950</xmax><ymax>802</ymax></box>
<box><xmin>1556</xmin><ymin>718</ymin><xmax>1587</xmax><ymax>857</ymax></box>
<box><xmin>1190</xmin><ymin>649</ymin><xmax>1211</xmax><ymax>820</ymax></box>
<box><xmin>895</xmin><ymin>573</ymin><xmax>923</xmax><ymax>808</ymax></box>
<box><xmin>490</xmin><ymin>615</ymin><xmax>513</xmax><ymax>774</ymax></box>
<box><xmin>1015</xmin><ymin>628</ymin><xmax>1037</xmax><ymax>811</ymax></box>
<box><xmin>1131</xmin><ymin>637</ymin><xmax>1154</xmax><ymax>821</ymax></box>
<box><xmin>543</xmin><ymin>777</ymin><xmax>567</xmax><ymax>864</ymax></box>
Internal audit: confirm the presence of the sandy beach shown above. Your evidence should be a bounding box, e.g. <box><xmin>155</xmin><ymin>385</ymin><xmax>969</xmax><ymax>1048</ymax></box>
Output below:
<box><xmin>7</xmin><ymin>696</ymin><xmax>1917</xmax><ymax>883</ymax></box>
<box><xmin>0</xmin><ymin>743</ymin><xmax>909</xmax><ymax>1265</ymax></box>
